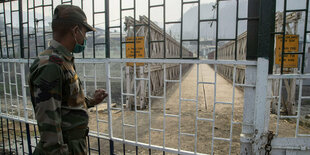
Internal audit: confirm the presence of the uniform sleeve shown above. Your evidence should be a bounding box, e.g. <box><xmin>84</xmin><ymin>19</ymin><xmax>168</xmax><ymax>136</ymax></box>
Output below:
<box><xmin>30</xmin><ymin>63</ymin><xmax>69</xmax><ymax>154</ymax></box>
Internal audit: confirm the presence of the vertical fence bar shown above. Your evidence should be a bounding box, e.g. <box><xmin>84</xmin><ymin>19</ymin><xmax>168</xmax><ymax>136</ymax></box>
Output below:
<box><xmin>19</xmin><ymin>122</ymin><xmax>25</xmax><ymax>154</ymax></box>
<box><xmin>163</xmin><ymin>64</ymin><xmax>167</xmax><ymax>149</ymax></box>
<box><xmin>211</xmin><ymin>65</ymin><xmax>217</xmax><ymax>154</ymax></box>
<box><xmin>105</xmin><ymin>61</ymin><xmax>113</xmax><ymax>154</ymax></box>
<box><xmin>295</xmin><ymin>79</ymin><xmax>303</xmax><ymax>137</ymax></box>
<box><xmin>33</xmin><ymin>125</ymin><xmax>38</xmax><ymax>145</ymax></box>
<box><xmin>197</xmin><ymin>0</ymin><xmax>200</xmax><ymax>59</ymax></box>
<box><xmin>19</xmin><ymin>0</ymin><xmax>24</xmax><ymax>58</ymax></box>
<box><xmin>280</xmin><ymin>0</ymin><xmax>287</xmax><ymax>74</ymax></box>
<box><xmin>275</xmin><ymin>79</ymin><xmax>282</xmax><ymax>136</ymax></box>
<box><xmin>133</xmin><ymin>0</ymin><xmax>136</xmax><ymax>59</ymax></box>
<box><xmin>301</xmin><ymin>0</ymin><xmax>309</xmax><ymax>73</ymax></box>
<box><xmin>163</xmin><ymin>0</ymin><xmax>166</xmax><ymax>58</ymax></box>
<box><xmin>42</xmin><ymin>0</ymin><xmax>46</xmax><ymax>49</ymax></box>
<box><xmin>25</xmin><ymin>123</ymin><xmax>32</xmax><ymax>155</ymax></box>
<box><xmin>94</xmin><ymin>63</ymin><xmax>101</xmax><ymax>154</ymax></box>
<box><xmin>109</xmin><ymin>139</ymin><xmax>114</xmax><ymax>155</ymax></box>
<box><xmin>87</xmin><ymin>136</ymin><xmax>91</xmax><ymax>155</ymax></box>
<box><xmin>0</xmin><ymin>118</ymin><xmax>5</xmax><ymax>153</ymax></box>
<box><xmin>6</xmin><ymin>119</ymin><xmax>11</xmax><ymax>153</ymax></box>
<box><xmin>234</xmin><ymin>0</ymin><xmax>239</xmax><ymax>60</ymax></box>
<box><xmin>147</xmin><ymin>64</ymin><xmax>152</xmax><ymax>146</ymax></box>
<box><xmin>7</xmin><ymin>63</ymin><xmax>13</xmax><ymax>114</ymax></box>
<box><xmin>180</xmin><ymin>0</ymin><xmax>183</xmax><ymax>58</ymax></box>
<box><xmin>148</xmin><ymin>0</ymin><xmax>151</xmax><ymax>58</ymax></box>
<box><xmin>133</xmin><ymin>63</ymin><xmax>138</xmax><ymax>143</ymax></box>
<box><xmin>32</xmin><ymin>0</ymin><xmax>38</xmax><ymax>56</ymax></box>
<box><xmin>14</xmin><ymin>63</ymin><xmax>21</xmax><ymax>118</ymax></box>
<box><xmin>228</xmin><ymin>65</ymin><xmax>237</xmax><ymax>155</ymax></box>
<box><xmin>27</xmin><ymin>0</ymin><xmax>30</xmax><ymax>60</ymax></box>
<box><xmin>121</xmin><ymin>63</ymin><xmax>125</xmax><ymax>142</ymax></box>
<box><xmin>0</xmin><ymin>26</ymin><xmax>2</xmax><ymax>58</ymax></box>
<box><xmin>20</xmin><ymin>63</ymin><xmax>28</xmax><ymax>121</ymax></box>
<box><xmin>120</xmin><ymin>0</ymin><xmax>123</xmax><ymax>58</ymax></box>
<box><xmin>12</xmin><ymin>120</ymin><xmax>18</xmax><ymax>154</ymax></box>
<box><xmin>2</xmin><ymin>62</ymin><xmax>8</xmax><ymax>114</ymax></box>
<box><xmin>177</xmin><ymin>64</ymin><xmax>182</xmax><ymax>153</ymax></box>
<box><xmin>0</xmin><ymin>2</ymin><xmax>2</xmax><ymax>58</ymax></box>
<box><xmin>215</xmin><ymin>0</ymin><xmax>219</xmax><ymax>60</ymax></box>
<box><xmin>81</xmin><ymin>0</ymin><xmax>85</xmax><ymax>58</ymax></box>
<box><xmin>93</xmin><ymin>64</ymin><xmax>100</xmax><ymax>137</ymax></box>
<box><xmin>3</xmin><ymin>2</ymin><xmax>9</xmax><ymax>58</ymax></box>
<box><xmin>9</xmin><ymin>0</ymin><xmax>15</xmax><ymax>58</ymax></box>
<box><xmin>0</xmin><ymin>64</ymin><xmax>1</xmax><ymax>114</ymax></box>
<box><xmin>194</xmin><ymin>63</ymin><xmax>199</xmax><ymax>153</ymax></box>
<box><xmin>105</xmin><ymin>0</ymin><xmax>110</xmax><ymax>58</ymax></box>
<box><xmin>83</xmin><ymin>64</ymin><xmax>87</xmax><ymax>95</ymax></box>
<box><xmin>268</xmin><ymin>0</ymin><xmax>276</xmax><ymax>74</ymax></box>
<box><xmin>92</xmin><ymin>0</ymin><xmax>95</xmax><ymax>58</ymax></box>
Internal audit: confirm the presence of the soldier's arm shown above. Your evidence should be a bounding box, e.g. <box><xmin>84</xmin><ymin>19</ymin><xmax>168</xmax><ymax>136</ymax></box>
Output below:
<box><xmin>31</xmin><ymin>63</ymin><xmax>69</xmax><ymax>154</ymax></box>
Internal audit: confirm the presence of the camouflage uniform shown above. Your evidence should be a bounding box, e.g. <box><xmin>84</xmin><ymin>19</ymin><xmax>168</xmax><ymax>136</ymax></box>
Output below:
<box><xmin>29</xmin><ymin>40</ymin><xmax>96</xmax><ymax>155</ymax></box>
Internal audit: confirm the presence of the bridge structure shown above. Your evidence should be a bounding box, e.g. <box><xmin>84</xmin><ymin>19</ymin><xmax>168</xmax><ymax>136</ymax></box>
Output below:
<box><xmin>124</xmin><ymin>15</ymin><xmax>193</xmax><ymax>109</ymax></box>
<box><xmin>207</xmin><ymin>12</ymin><xmax>308</xmax><ymax>115</ymax></box>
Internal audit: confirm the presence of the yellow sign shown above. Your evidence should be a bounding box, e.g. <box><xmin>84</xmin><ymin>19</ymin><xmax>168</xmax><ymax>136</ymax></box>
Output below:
<box><xmin>275</xmin><ymin>35</ymin><xmax>299</xmax><ymax>68</ymax></box>
<box><xmin>126</xmin><ymin>37</ymin><xmax>145</xmax><ymax>66</ymax></box>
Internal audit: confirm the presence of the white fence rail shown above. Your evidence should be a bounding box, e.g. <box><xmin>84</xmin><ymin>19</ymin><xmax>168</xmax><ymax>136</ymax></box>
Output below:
<box><xmin>1</xmin><ymin>58</ymin><xmax>257</xmax><ymax>154</ymax></box>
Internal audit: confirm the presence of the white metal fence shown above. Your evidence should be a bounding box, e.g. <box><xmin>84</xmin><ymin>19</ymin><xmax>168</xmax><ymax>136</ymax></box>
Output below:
<box><xmin>1</xmin><ymin>58</ymin><xmax>259</xmax><ymax>154</ymax></box>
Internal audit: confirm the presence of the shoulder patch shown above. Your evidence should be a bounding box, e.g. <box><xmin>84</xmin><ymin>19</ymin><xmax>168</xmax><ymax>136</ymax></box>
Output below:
<box><xmin>39</xmin><ymin>49</ymin><xmax>53</xmax><ymax>56</ymax></box>
<box><xmin>49</xmin><ymin>55</ymin><xmax>63</xmax><ymax>65</ymax></box>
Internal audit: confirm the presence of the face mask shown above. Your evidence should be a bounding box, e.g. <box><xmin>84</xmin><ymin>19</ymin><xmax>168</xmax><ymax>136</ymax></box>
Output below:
<box><xmin>73</xmin><ymin>39</ymin><xmax>86</xmax><ymax>53</ymax></box>
<box><xmin>72</xmin><ymin>29</ymin><xmax>87</xmax><ymax>53</ymax></box>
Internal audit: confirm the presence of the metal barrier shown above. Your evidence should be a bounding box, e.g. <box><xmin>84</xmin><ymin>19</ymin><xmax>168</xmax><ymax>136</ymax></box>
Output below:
<box><xmin>1</xmin><ymin>0</ymin><xmax>310</xmax><ymax>155</ymax></box>
<box><xmin>0</xmin><ymin>58</ymin><xmax>258</xmax><ymax>155</ymax></box>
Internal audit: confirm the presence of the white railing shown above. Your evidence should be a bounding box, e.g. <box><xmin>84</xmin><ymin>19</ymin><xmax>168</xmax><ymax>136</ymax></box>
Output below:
<box><xmin>0</xmin><ymin>58</ymin><xmax>257</xmax><ymax>155</ymax></box>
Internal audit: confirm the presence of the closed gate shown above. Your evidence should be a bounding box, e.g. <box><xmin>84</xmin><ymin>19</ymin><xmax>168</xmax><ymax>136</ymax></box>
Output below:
<box><xmin>0</xmin><ymin>0</ymin><xmax>310</xmax><ymax>155</ymax></box>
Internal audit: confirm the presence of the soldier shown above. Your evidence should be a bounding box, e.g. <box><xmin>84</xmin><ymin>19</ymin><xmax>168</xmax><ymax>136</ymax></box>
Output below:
<box><xmin>29</xmin><ymin>5</ymin><xmax>108</xmax><ymax>155</ymax></box>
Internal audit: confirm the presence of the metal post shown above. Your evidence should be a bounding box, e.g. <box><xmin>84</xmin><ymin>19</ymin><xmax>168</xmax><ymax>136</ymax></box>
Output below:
<box><xmin>240</xmin><ymin>65</ymin><xmax>256</xmax><ymax>155</ymax></box>
<box><xmin>253</xmin><ymin>58</ymin><xmax>269</xmax><ymax>154</ymax></box>
<box><xmin>246</xmin><ymin>0</ymin><xmax>259</xmax><ymax>60</ymax></box>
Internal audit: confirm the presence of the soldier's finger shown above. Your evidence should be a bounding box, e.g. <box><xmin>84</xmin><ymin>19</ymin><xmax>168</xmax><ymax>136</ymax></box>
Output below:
<box><xmin>102</xmin><ymin>93</ymin><xmax>108</xmax><ymax>99</ymax></box>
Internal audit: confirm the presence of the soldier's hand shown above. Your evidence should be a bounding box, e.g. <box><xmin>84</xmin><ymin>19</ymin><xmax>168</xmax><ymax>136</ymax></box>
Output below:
<box><xmin>93</xmin><ymin>89</ymin><xmax>108</xmax><ymax>105</ymax></box>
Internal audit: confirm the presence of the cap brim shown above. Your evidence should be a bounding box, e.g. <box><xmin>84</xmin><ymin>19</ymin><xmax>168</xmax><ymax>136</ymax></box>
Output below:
<box><xmin>83</xmin><ymin>22</ymin><xmax>96</xmax><ymax>32</ymax></box>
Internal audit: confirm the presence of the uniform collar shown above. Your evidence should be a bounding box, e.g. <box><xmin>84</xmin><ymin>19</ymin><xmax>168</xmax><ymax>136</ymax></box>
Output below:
<box><xmin>49</xmin><ymin>40</ymin><xmax>74</xmax><ymax>61</ymax></box>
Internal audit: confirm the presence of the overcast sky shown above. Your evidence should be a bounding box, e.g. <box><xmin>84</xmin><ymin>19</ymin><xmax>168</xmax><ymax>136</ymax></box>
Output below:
<box><xmin>2</xmin><ymin>0</ymin><xmax>215</xmax><ymax>29</ymax></box>
<box><xmin>1</xmin><ymin>0</ymin><xmax>307</xmax><ymax>30</ymax></box>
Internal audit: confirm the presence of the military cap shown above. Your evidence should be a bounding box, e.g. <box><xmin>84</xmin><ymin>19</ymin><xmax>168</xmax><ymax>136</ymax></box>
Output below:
<box><xmin>52</xmin><ymin>4</ymin><xmax>96</xmax><ymax>32</ymax></box>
